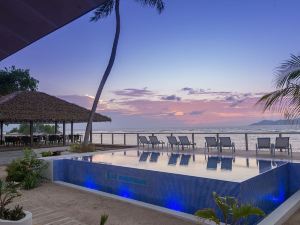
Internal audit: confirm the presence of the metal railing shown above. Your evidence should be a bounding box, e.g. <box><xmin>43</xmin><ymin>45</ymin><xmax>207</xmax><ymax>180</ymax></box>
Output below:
<box><xmin>91</xmin><ymin>131</ymin><xmax>300</xmax><ymax>151</ymax></box>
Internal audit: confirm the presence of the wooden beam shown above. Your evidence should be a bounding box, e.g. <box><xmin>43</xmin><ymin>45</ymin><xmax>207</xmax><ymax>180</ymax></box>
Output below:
<box><xmin>55</xmin><ymin>121</ymin><xmax>58</xmax><ymax>134</ymax></box>
<box><xmin>63</xmin><ymin>121</ymin><xmax>66</xmax><ymax>146</ymax></box>
<box><xmin>30</xmin><ymin>121</ymin><xmax>33</xmax><ymax>146</ymax></box>
<box><xmin>71</xmin><ymin>121</ymin><xmax>74</xmax><ymax>143</ymax></box>
<box><xmin>0</xmin><ymin>122</ymin><xmax>3</xmax><ymax>145</ymax></box>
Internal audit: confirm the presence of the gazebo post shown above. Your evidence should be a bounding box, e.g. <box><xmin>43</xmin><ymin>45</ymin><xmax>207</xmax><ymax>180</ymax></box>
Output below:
<box><xmin>30</xmin><ymin>121</ymin><xmax>33</xmax><ymax>146</ymax></box>
<box><xmin>63</xmin><ymin>121</ymin><xmax>66</xmax><ymax>146</ymax></box>
<box><xmin>89</xmin><ymin>123</ymin><xmax>93</xmax><ymax>143</ymax></box>
<box><xmin>54</xmin><ymin>121</ymin><xmax>58</xmax><ymax>134</ymax></box>
<box><xmin>0</xmin><ymin>122</ymin><xmax>3</xmax><ymax>145</ymax></box>
<box><xmin>70</xmin><ymin>121</ymin><xmax>74</xmax><ymax>143</ymax></box>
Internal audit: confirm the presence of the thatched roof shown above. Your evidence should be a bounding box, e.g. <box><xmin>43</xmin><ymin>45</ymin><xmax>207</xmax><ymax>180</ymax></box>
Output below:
<box><xmin>0</xmin><ymin>91</ymin><xmax>111</xmax><ymax>123</ymax></box>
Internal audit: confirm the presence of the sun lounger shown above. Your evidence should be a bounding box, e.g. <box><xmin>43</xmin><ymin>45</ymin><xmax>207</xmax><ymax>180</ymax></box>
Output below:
<box><xmin>138</xmin><ymin>136</ymin><xmax>151</xmax><ymax>148</ymax></box>
<box><xmin>219</xmin><ymin>137</ymin><xmax>235</xmax><ymax>153</ymax></box>
<box><xmin>139</xmin><ymin>151</ymin><xmax>150</xmax><ymax>161</ymax></box>
<box><xmin>273</xmin><ymin>137</ymin><xmax>292</xmax><ymax>156</ymax></box>
<box><xmin>168</xmin><ymin>153</ymin><xmax>180</xmax><ymax>165</ymax></box>
<box><xmin>167</xmin><ymin>136</ymin><xmax>180</xmax><ymax>150</ymax></box>
<box><xmin>256</xmin><ymin>138</ymin><xmax>272</xmax><ymax>155</ymax></box>
<box><xmin>150</xmin><ymin>152</ymin><xmax>160</xmax><ymax>162</ymax></box>
<box><xmin>178</xmin><ymin>136</ymin><xmax>196</xmax><ymax>150</ymax></box>
<box><xmin>221</xmin><ymin>157</ymin><xmax>233</xmax><ymax>170</ymax></box>
<box><xmin>148</xmin><ymin>136</ymin><xmax>165</xmax><ymax>149</ymax></box>
<box><xmin>205</xmin><ymin>137</ymin><xmax>219</xmax><ymax>152</ymax></box>
<box><xmin>179</xmin><ymin>154</ymin><xmax>191</xmax><ymax>166</ymax></box>
<box><xmin>207</xmin><ymin>156</ymin><xmax>218</xmax><ymax>170</ymax></box>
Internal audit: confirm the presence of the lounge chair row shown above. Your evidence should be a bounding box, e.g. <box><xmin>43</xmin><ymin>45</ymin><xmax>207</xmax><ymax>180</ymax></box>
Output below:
<box><xmin>139</xmin><ymin>135</ymin><xmax>293</xmax><ymax>155</ymax></box>
<box><xmin>138</xmin><ymin>135</ymin><xmax>195</xmax><ymax>149</ymax></box>
<box><xmin>256</xmin><ymin>137</ymin><xmax>292</xmax><ymax>156</ymax></box>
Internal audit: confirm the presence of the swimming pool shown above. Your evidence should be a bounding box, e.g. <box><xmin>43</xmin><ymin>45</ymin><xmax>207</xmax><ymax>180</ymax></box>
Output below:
<box><xmin>52</xmin><ymin>150</ymin><xmax>300</xmax><ymax>224</ymax></box>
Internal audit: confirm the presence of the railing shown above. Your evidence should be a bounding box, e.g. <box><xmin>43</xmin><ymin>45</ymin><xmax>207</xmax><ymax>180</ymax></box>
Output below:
<box><xmin>91</xmin><ymin>132</ymin><xmax>300</xmax><ymax>151</ymax></box>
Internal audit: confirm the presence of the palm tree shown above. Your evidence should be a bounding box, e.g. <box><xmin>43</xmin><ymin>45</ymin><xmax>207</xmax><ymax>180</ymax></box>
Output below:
<box><xmin>257</xmin><ymin>54</ymin><xmax>300</xmax><ymax>120</ymax></box>
<box><xmin>83</xmin><ymin>0</ymin><xmax>165</xmax><ymax>145</ymax></box>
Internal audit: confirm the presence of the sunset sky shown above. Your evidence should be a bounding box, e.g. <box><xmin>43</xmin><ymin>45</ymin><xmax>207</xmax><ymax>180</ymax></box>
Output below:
<box><xmin>1</xmin><ymin>0</ymin><xmax>300</xmax><ymax>128</ymax></box>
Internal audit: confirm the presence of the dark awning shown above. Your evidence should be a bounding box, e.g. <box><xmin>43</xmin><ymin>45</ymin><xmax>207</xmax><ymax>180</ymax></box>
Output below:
<box><xmin>0</xmin><ymin>0</ymin><xmax>107</xmax><ymax>61</ymax></box>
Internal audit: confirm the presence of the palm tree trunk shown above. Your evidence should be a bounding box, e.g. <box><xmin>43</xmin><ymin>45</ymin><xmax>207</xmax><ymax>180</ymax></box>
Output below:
<box><xmin>83</xmin><ymin>0</ymin><xmax>121</xmax><ymax>145</ymax></box>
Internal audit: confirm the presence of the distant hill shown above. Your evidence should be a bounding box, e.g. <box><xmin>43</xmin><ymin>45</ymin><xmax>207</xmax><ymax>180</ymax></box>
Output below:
<box><xmin>250</xmin><ymin>119</ymin><xmax>300</xmax><ymax>126</ymax></box>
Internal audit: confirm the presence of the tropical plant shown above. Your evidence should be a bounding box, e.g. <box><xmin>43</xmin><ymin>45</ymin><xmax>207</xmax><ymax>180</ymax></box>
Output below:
<box><xmin>83</xmin><ymin>0</ymin><xmax>165</xmax><ymax>145</ymax></box>
<box><xmin>6</xmin><ymin>148</ymin><xmax>47</xmax><ymax>189</ymax></box>
<box><xmin>69</xmin><ymin>143</ymin><xmax>96</xmax><ymax>153</ymax></box>
<box><xmin>257</xmin><ymin>54</ymin><xmax>300</xmax><ymax>120</ymax></box>
<box><xmin>0</xmin><ymin>180</ymin><xmax>25</xmax><ymax>221</ymax></box>
<box><xmin>0</xmin><ymin>66</ymin><xmax>39</xmax><ymax>96</ymax></box>
<box><xmin>195</xmin><ymin>192</ymin><xmax>265</xmax><ymax>225</ymax></box>
<box><xmin>100</xmin><ymin>214</ymin><xmax>109</xmax><ymax>225</ymax></box>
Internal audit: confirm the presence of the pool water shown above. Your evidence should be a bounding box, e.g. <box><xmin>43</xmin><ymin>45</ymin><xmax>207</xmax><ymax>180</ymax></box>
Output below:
<box><xmin>73</xmin><ymin>150</ymin><xmax>286</xmax><ymax>182</ymax></box>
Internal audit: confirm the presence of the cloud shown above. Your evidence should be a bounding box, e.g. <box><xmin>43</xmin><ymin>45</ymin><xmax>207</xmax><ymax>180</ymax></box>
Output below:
<box><xmin>181</xmin><ymin>87</ymin><xmax>205</xmax><ymax>95</ymax></box>
<box><xmin>113</xmin><ymin>88</ymin><xmax>153</xmax><ymax>97</ymax></box>
<box><xmin>181</xmin><ymin>87</ymin><xmax>231</xmax><ymax>96</ymax></box>
<box><xmin>57</xmin><ymin>90</ymin><xmax>280</xmax><ymax>128</ymax></box>
<box><xmin>161</xmin><ymin>95</ymin><xmax>181</xmax><ymax>101</ymax></box>
<box><xmin>189</xmin><ymin>111</ymin><xmax>205</xmax><ymax>116</ymax></box>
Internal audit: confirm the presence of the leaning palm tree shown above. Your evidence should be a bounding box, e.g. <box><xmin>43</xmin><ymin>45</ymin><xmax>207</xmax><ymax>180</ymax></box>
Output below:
<box><xmin>83</xmin><ymin>0</ymin><xmax>165</xmax><ymax>145</ymax></box>
<box><xmin>257</xmin><ymin>54</ymin><xmax>300</xmax><ymax>120</ymax></box>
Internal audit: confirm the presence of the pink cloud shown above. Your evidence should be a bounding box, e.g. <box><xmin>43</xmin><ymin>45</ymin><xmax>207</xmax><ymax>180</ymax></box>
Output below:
<box><xmin>57</xmin><ymin>92</ymin><xmax>281</xmax><ymax>128</ymax></box>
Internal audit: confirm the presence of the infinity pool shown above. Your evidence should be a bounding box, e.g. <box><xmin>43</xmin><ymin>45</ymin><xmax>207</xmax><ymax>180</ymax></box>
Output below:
<box><xmin>52</xmin><ymin>150</ymin><xmax>300</xmax><ymax>225</ymax></box>
<box><xmin>72</xmin><ymin>150</ymin><xmax>286</xmax><ymax>182</ymax></box>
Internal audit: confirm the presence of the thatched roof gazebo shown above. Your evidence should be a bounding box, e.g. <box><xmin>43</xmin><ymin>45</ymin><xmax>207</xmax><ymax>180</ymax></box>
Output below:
<box><xmin>0</xmin><ymin>91</ymin><xmax>111</xmax><ymax>145</ymax></box>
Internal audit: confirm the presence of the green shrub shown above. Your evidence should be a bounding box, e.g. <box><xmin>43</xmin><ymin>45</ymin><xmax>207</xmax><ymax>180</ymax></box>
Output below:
<box><xmin>0</xmin><ymin>180</ymin><xmax>25</xmax><ymax>221</ymax></box>
<box><xmin>70</xmin><ymin>144</ymin><xmax>96</xmax><ymax>153</ymax></box>
<box><xmin>100</xmin><ymin>214</ymin><xmax>108</xmax><ymax>225</ymax></box>
<box><xmin>41</xmin><ymin>151</ymin><xmax>53</xmax><ymax>157</ymax></box>
<box><xmin>6</xmin><ymin>148</ymin><xmax>47</xmax><ymax>189</ymax></box>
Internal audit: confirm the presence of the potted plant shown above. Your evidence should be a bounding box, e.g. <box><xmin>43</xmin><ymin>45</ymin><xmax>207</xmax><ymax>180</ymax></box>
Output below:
<box><xmin>0</xmin><ymin>180</ymin><xmax>32</xmax><ymax>225</ymax></box>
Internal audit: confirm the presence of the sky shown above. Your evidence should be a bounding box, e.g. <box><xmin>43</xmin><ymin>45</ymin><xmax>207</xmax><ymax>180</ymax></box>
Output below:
<box><xmin>1</xmin><ymin>0</ymin><xmax>300</xmax><ymax>129</ymax></box>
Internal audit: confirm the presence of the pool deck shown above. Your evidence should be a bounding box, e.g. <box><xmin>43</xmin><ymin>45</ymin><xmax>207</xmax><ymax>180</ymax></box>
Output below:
<box><xmin>0</xmin><ymin>166</ymin><xmax>198</xmax><ymax>225</ymax></box>
<box><xmin>1</xmin><ymin>147</ymin><xmax>300</xmax><ymax>224</ymax></box>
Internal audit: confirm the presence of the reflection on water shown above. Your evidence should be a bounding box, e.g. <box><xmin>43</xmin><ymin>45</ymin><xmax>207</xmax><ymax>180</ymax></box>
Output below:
<box><xmin>73</xmin><ymin>150</ymin><xmax>287</xmax><ymax>182</ymax></box>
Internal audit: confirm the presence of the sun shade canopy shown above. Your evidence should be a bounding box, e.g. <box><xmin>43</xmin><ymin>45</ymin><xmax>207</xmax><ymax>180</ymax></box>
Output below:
<box><xmin>0</xmin><ymin>0</ymin><xmax>107</xmax><ymax>61</ymax></box>
<box><xmin>0</xmin><ymin>91</ymin><xmax>111</xmax><ymax>123</ymax></box>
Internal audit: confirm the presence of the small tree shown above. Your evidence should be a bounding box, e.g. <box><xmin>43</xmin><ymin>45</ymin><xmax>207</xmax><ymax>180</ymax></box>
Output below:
<box><xmin>0</xmin><ymin>66</ymin><xmax>39</xmax><ymax>96</ymax></box>
<box><xmin>195</xmin><ymin>192</ymin><xmax>265</xmax><ymax>225</ymax></box>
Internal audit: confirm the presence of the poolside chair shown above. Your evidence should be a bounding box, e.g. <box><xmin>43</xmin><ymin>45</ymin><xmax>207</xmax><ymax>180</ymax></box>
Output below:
<box><xmin>168</xmin><ymin>153</ymin><xmax>180</xmax><ymax>165</ymax></box>
<box><xmin>256</xmin><ymin>138</ymin><xmax>272</xmax><ymax>155</ymax></box>
<box><xmin>138</xmin><ymin>136</ymin><xmax>151</xmax><ymax>149</ymax></box>
<box><xmin>257</xmin><ymin>160</ymin><xmax>272</xmax><ymax>173</ymax></box>
<box><xmin>221</xmin><ymin>157</ymin><xmax>233</xmax><ymax>171</ymax></box>
<box><xmin>219</xmin><ymin>137</ymin><xmax>235</xmax><ymax>153</ymax></box>
<box><xmin>139</xmin><ymin>151</ymin><xmax>150</xmax><ymax>161</ymax></box>
<box><xmin>179</xmin><ymin>154</ymin><xmax>191</xmax><ymax>166</ymax></box>
<box><xmin>205</xmin><ymin>137</ymin><xmax>219</xmax><ymax>152</ymax></box>
<box><xmin>167</xmin><ymin>136</ymin><xmax>180</xmax><ymax>150</ymax></box>
<box><xmin>273</xmin><ymin>137</ymin><xmax>292</xmax><ymax>156</ymax></box>
<box><xmin>178</xmin><ymin>136</ymin><xmax>196</xmax><ymax>150</ymax></box>
<box><xmin>207</xmin><ymin>156</ymin><xmax>218</xmax><ymax>170</ymax></box>
<box><xmin>148</xmin><ymin>136</ymin><xmax>165</xmax><ymax>149</ymax></box>
<box><xmin>149</xmin><ymin>152</ymin><xmax>160</xmax><ymax>162</ymax></box>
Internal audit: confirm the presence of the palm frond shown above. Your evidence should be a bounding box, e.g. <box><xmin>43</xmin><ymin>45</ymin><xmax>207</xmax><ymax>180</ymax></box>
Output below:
<box><xmin>91</xmin><ymin>0</ymin><xmax>115</xmax><ymax>21</ymax></box>
<box><xmin>275</xmin><ymin>54</ymin><xmax>300</xmax><ymax>88</ymax></box>
<box><xmin>195</xmin><ymin>208</ymin><xmax>220</xmax><ymax>225</ymax></box>
<box><xmin>257</xmin><ymin>85</ymin><xmax>300</xmax><ymax>119</ymax></box>
<box><xmin>135</xmin><ymin>0</ymin><xmax>165</xmax><ymax>14</ymax></box>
